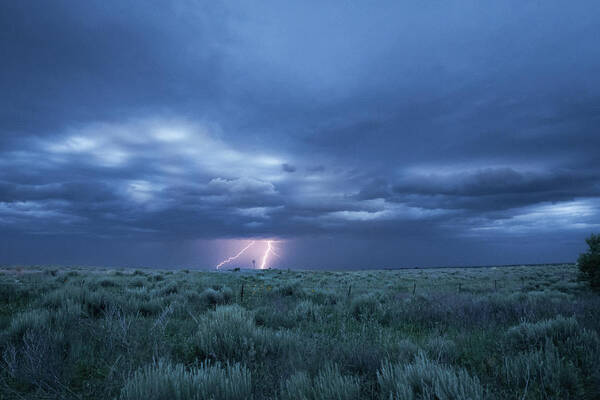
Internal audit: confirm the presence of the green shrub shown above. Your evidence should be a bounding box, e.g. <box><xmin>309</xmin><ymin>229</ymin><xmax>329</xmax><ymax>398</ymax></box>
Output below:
<box><xmin>119</xmin><ymin>360</ymin><xmax>251</xmax><ymax>400</ymax></box>
<box><xmin>274</xmin><ymin>283</ymin><xmax>304</xmax><ymax>298</ymax></box>
<box><xmin>52</xmin><ymin>299</ymin><xmax>83</xmax><ymax>328</ymax></box>
<box><xmin>292</xmin><ymin>300</ymin><xmax>324</xmax><ymax>323</ymax></box>
<box><xmin>221</xmin><ymin>286</ymin><xmax>234</xmax><ymax>302</ymax></box>
<box><xmin>198</xmin><ymin>288</ymin><xmax>232</xmax><ymax>307</ymax></box>
<box><xmin>188</xmin><ymin>305</ymin><xmax>296</xmax><ymax>365</ymax></box>
<box><xmin>159</xmin><ymin>282</ymin><xmax>179</xmax><ymax>296</ymax></box>
<box><xmin>137</xmin><ymin>298</ymin><xmax>164</xmax><ymax>316</ymax></box>
<box><xmin>387</xmin><ymin>339</ymin><xmax>421</xmax><ymax>363</ymax></box>
<box><xmin>504</xmin><ymin>315</ymin><xmax>579</xmax><ymax>351</ymax></box>
<box><xmin>578</xmin><ymin>233</ymin><xmax>600</xmax><ymax>289</ymax></box>
<box><xmin>313</xmin><ymin>364</ymin><xmax>361</xmax><ymax>400</ymax></box>
<box><xmin>5</xmin><ymin>309</ymin><xmax>51</xmax><ymax>340</ymax></box>
<box><xmin>281</xmin><ymin>371</ymin><xmax>312</xmax><ymax>399</ymax></box>
<box><xmin>377</xmin><ymin>354</ymin><xmax>484</xmax><ymax>400</ymax></box>
<box><xmin>129</xmin><ymin>278</ymin><xmax>146</xmax><ymax>288</ymax></box>
<box><xmin>308</xmin><ymin>289</ymin><xmax>339</xmax><ymax>305</ymax></box>
<box><xmin>3</xmin><ymin>329</ymin><xmax>67</xmax><ymax>392</ymax></box>
<box><xmin>281</xmin><ymin>364</ymin><xmax>361</xmax><ymax>400</ymax></box>
<box><xmin>99</xmin><ymin>278</ymin><xmax>118</xmax><ymax>288</ymax></box>
<box><xmin>350</xmin><ymin>294</ymin><xmax>380</xmax><ymax>321</ymax></box>
<box><xmin>501</xmin><ymin>343</ymin><xmax>583</xmax><ymax>399</ymax></box>
<box><xmin>424</xmin><ymin>337</ymin><xmax>458</xmax><ymax>364</ymax></box>
<box><xmin>254</xmin><ymin>305</ymin><xmax>297</xmax><ymax>329</ymax></box>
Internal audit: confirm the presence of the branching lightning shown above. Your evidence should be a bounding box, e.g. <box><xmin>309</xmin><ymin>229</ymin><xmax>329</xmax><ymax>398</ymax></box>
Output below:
<box><xmin>215</xmin><ymin>239</ymin><xmax>280</xmax><ymax>270</ymax></box>
<box><xmin>215</xmin><ymin>241</ymin><xmax>255</xmax><ymax>269</ymax></box>
<box><xmin>259</xmin><ymin>240</ymin><xmax>275</xmax><ymax>269</ymax></box>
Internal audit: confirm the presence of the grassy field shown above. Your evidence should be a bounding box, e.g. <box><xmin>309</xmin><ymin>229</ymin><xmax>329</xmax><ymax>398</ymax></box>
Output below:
<box><xmin>0</xmin><ymin>264</ymin><xmax>598</xmax><ymax>399</ymax></box>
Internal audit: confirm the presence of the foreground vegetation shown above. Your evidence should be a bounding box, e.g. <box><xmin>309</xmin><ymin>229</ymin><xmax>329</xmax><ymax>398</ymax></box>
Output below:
<box><xmin>0</xmin><ymin>264</ymin><xmax>599</xmax><ymax>399</ymax></box>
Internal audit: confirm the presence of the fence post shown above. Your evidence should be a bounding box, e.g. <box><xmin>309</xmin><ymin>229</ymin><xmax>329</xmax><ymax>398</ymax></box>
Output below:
<box><xmin>240</xmin><ymin>284</ymin><xmax>244</xmax><ymax>302</ymax></box>
<box><xmin>347</xmin><ymin>285</ymin><xmax>352</xmax><ymax>298</ymax></box>
<box><xmin>412</xmin><ymin>282</ymin><xmax>416</xmax><ymax>296</ymax></box>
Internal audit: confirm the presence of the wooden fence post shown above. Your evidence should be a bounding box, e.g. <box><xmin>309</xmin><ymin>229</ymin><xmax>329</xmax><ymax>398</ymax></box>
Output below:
<box><xmin>240</xmin><ymin>284</ymin><xmax>244</xmax><ymax>301</ymax></box>
<box><xmin>412</xmin><ymin>282</ymin><xmax>416</xmax><ymax>296</ymax></box>
<box><xmin>347</xmin><ymin>285</ymin><xmax>352</xmax><ymax>298</ymax></box>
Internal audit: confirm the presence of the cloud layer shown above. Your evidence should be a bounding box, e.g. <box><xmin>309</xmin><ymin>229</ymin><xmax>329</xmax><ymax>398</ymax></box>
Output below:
<box><xmin>1</xmin><ymin>1</ymin><xmax>599</xmax><ymax>268</ymax></box>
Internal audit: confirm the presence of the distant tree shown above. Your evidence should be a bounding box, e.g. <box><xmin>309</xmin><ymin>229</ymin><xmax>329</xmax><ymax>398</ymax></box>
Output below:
<box><xmin>578</xmin><ymin>233</ymin><xmax>600</xmax><ymax>289</ymax></box>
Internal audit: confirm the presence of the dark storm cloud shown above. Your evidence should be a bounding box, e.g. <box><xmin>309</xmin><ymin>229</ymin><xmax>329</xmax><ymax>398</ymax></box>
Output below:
<box><xmin>281</xmin><ymin>164</ymin><xmax>296</xmax><ymax>173</ymax></box>
<box><xmin>388</xmin><ymin>168</ymin><xmax>600</xmax><ymax>210</ymax></box>
<box><xmin>0</xmin><ymin>1</ymin><xmax>226</xmax><ymax>137</ymax></box>
<box><xmin>1</xmin><ymin>1</ymin><xmax>600</xmax><ymax>267</ymax></box>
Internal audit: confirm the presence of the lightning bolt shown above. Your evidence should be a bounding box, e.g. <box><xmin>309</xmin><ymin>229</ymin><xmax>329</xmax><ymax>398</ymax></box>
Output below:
<box><xmin>259</xmin><ymin>240</ymin><xmax>275</xmax><ymax>269</ymax></box>
<box><xmin>216</xmin><ymin>241</ymin><xmax>255</xmax><ymax>269</ymax></box>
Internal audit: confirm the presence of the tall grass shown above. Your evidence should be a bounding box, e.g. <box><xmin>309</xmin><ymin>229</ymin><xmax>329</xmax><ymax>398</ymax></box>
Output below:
<box><xmin>0</xmin><ymin>264</ymin><xmax>597</xmax><ymax>399</ymax></box>
<box><xmin>119</xmin><ymin>360</ymin><xmax>251</xmax><ymax>400</ymax></box>
<box><xmin>377</xmin><ymin>354</ymin><xmax>485</xmax><ymax>400</ymax></box>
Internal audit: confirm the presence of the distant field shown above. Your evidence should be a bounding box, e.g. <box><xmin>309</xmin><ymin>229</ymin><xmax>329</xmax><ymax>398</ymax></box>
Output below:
<box><xmin>0</xmin><ymin>264</ymin><xmax>598</xmax><ymax>399</ymax></box>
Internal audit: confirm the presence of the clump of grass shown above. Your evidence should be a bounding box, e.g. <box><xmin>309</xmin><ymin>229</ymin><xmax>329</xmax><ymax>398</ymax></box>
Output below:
<box><xmin>136</xmin><ymin>297</ymin><xmax>164</xmax><ymax>316</ymax></box>
<box><xmin>308</xmin><ymin>288</ymin><xmax>339</xmax><ymax>305</ymax></box>
<box><xmin>501</xmin><ymin>343</ymin><xmax>583</xmax><ymax>399</ymax></box>
<box><xmin>254</xmin><ymin>305</ymin><xmax>297</xmax><ymax>329</ymax></box>
<box><xmin>99</xmin><ymin>278</ymin><xmax>118</xmax><ymax>288</ymax></box>
<box><xmin>504</xmin><ymin>315</ymin><xmax>579</xmax><ymax>351</ymax></box>
<box><xmin>5</xmin><ymin>309</ymin><xmax>51</xmax><ymax>340</ymax></box>
<box><xmin>350</xmin><ymin>294</ymin><xmax>380</xmax><ymax>321</ymax></box>
<box><xmin>274</xmin><ymin>282</ymin><xmax>304</xmax><ymax>298</ymax></box>
<box><xmin>198</xmin><ymin>287</ymin><xmax>233</xmax><ymax>307</ymax></box>
<box><xmin>159</xmin><ymin>282</ymin><xmax>179</xmax><ymax>296</ymax></box>
<box><xmin>187</xmin><ymin>305</ymin><xmax>297</xmax><ymax>366</ymax></box>
<box><xmin>119</xmin><ymin>360</ymin><xmax>251</xmax><ymax>400</ymax></box>
<box><xmin>128</xmin><ymin>278</ymin><xmax>146</xmax><ymax>288</ymax></box>
<box><xmin>292</xmin><ymin>300</ymin><xmax>324</xmax><ymax>323</ymax></box>
<box><xmin>424</xmin><ymin>337</ymin><xmax>458</xmax><ymax>364</ymax></box>
<box><xmin>3</xmin><ymin>329</ymin><xmax>67</xmax><ymax>394</ymax></box>
<box><xmin>377</xmin><ymin>354</ymin><xmax>485</xmax><ymax>400</ymax></box>
<box><xmin>387</xmin><ymin>339</ymin><xmax>421</xmax><ymax>363</ymax></box>
<box><xmin>281</xmin><ymin>364</ymin><xmax>360</xmax><ymax>400</ymax></box>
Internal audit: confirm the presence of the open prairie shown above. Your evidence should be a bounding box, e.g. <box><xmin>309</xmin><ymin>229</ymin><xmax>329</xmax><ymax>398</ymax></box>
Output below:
<box><xmin>1</xmin><ymin>264</ymin><xmax>598</xmax><ymax>399</ymax></box>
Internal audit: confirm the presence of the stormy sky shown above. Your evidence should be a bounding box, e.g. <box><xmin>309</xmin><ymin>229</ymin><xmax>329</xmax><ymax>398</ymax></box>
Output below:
<box><xmin>1</xmin><ymin>1</ymin><xmax>599</xmax><ymax>269</ymax></box>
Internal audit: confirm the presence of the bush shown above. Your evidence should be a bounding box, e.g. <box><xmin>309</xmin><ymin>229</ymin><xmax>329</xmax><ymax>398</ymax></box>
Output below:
<box><xmin>5</xmin><ymin>309</ymin><xmax>51</xmax><ymax>340</ymax></box>
<box><xmin>274</xmin><ymin>283</ymin><xmax>304</xmax><ymax>298</ymax></box>
<box><xmin>350</xmin><ymin>294</ymin><xmax>380</xmax><ymax>321</ymax></box>
<box><xmin>119</xmin><ymin>360</ymin><xmax>252</xmax><ymax>400</ymax></box>
<box><xmin>387</xmin><ymin>339</ymin><xmax>420</xmax><ymax>363</ymax></box>
<box><xmin>187</xmin><ymin>305</ymin><xmax>296</xmax><ymax>366</ymax></box>
<box><xmin>578</xmin><ymin>233</ymin><xmax>600</xmax><ymax>289</ymax></box>
<box><xmin>159</xmin><ymin>282</ymin><xmax>179</xmax><ymax>296</ymax></box>
<box><xmin>501</xmin><ymin>343</ymin><xmax>582</xmax><ymax>399</ymax></box>
<box><xmin>281</xmin><ymin>364</ymin><xmax>361</xmax><ymax>400</ymax></box>
<box><xmin>292</xmin><ymin>300</ymin><xmax>324</xmax><ymax>323</ymax></box>
<box><xmin>198</xmin><ymin>288</ymin><xmax>232</xmax><ymax>307</ymax></box>
<box><xmin>504</xmin><ymin>315</ymin><xmax>579</xmax><ymax>351</ymax></box>
<box><xmin>3</xmin><ymin>329</ymin><xmax>67</xmax><ymax>393</ymax></box>
<box><xmin>377</xmin><ymin>354</ymin><xmax>484</xmax><ymax>400</ymax></box>
<box><xmin>424</xmin><ymin>337</ymin><xmax>458</xmax><ymax>364</ymax></box>
<box><xmin>254</xmin><ymin>305</ymin><xmax>297</xmax><ymax>329</ymax></box>
<box><xmin>99</xmin><ymin>278</ymin><xmax>118</xmax><ymax>288</ymax></box>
